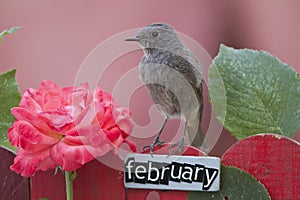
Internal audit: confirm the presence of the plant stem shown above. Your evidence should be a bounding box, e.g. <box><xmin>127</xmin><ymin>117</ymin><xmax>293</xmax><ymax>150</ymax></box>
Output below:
<box><xmin>65</xmin><ymin>171</ymin><xmax>74</xmax><ymax>200</ymax></box>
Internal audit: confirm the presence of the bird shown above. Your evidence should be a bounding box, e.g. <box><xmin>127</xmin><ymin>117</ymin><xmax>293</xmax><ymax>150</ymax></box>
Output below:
<box><xmin>125</xmin><ymin>23</ymin><xmax>205</xmax><ymax>155</ymax></box>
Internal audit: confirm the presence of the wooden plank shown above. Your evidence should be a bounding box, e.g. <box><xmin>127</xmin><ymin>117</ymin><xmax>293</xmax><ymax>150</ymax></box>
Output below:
<box><xmin>0</xmin><ymin>146</ymin><xmax>30</xmax><ymax>200</ymax></box>
<box><xmin>30</xmin><ymin>151</ymin><xmax>126</xmax><ymax>200</ymax></box>
<box><xmin>30</xmin><ymin>145</ymin><xmax>204</xmax><ymax>200</ymax></box>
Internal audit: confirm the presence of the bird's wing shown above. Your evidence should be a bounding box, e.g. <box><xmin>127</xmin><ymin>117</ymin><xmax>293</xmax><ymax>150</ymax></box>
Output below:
<box><xmin>157</xmin><ymin>51</ymin><xmax>203</xmax><ymax>118</ymax></box>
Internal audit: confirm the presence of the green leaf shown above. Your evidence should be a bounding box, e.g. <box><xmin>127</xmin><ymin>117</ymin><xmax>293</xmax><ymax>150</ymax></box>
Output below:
<box><xmin>188</xmin><ymin>166</ymin><xmax>270</xmax><ymax>200</ymax></box>
<box><xmin>209</xmin><ymin>44</ymin><xmax>300</xmax><ymax>139</ymax></box>
<box><xmin>0</xmin><ymin>26</ymin><xmax>21</xmax><ymax>43</ymax></box>
<box><xmin>70</xmin><ymin>171</ymin><xmax>77</xmax><ymax>181</ymax></box>
<box><xmin>0</xmin><ymin>69</ymin><xmax>21</xmax><ymax>151</ymax></box>
<box><xmin>0</xmin><ymin>139</ymin><xmax>17</xmax><ymax>152</ymax></box>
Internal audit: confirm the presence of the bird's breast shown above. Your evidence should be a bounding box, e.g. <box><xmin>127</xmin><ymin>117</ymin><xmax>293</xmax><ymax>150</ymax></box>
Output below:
<box><xmin>138</xmin><ymin>53</ymin><xmax>200</xmax><ymax>118</ymax></box>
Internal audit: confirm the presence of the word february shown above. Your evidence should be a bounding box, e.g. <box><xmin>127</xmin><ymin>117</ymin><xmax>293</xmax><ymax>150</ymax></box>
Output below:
<box><xmin>124</xmin><ymin>154</ymin><xmax>220</xmax><ymax>191</ymax></box>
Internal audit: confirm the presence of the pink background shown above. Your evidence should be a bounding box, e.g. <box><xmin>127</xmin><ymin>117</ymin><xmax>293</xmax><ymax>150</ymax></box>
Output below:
<box><xmin>1</xmin><ymin>0</ymin><xmax>299</xmax><ymax>155</ymax></box>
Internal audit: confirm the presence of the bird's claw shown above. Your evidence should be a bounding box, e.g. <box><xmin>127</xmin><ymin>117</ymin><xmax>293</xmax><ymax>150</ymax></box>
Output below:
<box><xmin>168</xmin><ymin>137</ymin><xmax>185</xmax><ymax>156</ymax></box>
<box><xmin>143</xmin><ymin>140</ymin><xmax>165</xmax><ymax>156</ymax></box>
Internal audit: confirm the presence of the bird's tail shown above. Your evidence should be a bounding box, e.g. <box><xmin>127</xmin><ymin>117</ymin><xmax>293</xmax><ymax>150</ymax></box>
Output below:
<box><xmin>187</xmin><ymin>119</ymin><xmax>208</xmax><ymax>153</ymax></box>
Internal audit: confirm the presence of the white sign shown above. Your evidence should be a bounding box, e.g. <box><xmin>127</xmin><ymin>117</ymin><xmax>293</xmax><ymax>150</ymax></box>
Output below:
<box><xmin>124</xmin><ymin>154</ymin><xmax>220</xmax><ymax>191</ymax></box>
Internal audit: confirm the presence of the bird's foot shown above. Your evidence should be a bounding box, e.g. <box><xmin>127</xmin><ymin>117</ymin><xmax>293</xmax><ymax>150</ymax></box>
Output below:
<box><xmin>143</xmin><ymin>139</ymin><xmax>165</xmax><ymax>156</ymax></box>
<box><xmin>168</xmin><ymin>137</ymin><xmax>185</xmax><ymax>156</ymax></box>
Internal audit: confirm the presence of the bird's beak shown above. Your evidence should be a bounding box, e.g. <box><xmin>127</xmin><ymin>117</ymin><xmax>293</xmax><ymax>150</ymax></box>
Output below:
<box><xmin>125</xmin><ymin>36</ymin><xmax>140</xmax><ymax>42</ymax></box>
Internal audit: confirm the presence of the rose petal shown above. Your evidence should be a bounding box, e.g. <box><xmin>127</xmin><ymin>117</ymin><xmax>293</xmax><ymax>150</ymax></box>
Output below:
<box><xmin>39</xmin><ymin>110</ymin><xmax>73</xmax><ymax>130</ymax></box>
<box><xmin>19</xmin><ymin>88</ymin><xmax>42</xmax><ymax>113</ymax></box>
<box><xmin>50</xmin><ymin>138</ymin><xmax>94</xmax><ymax>171</ymax></box>
<box><xmin>114</xmin><ymin>107</ymin><xmax>133</xmax><ymax>135</ymax></box>
<box><xmin>8</xmin><ymin>120</ymin><xmax>59</xmax><ymax>152</ymax></box>
<box><xmin>10</xmin><ymin>148</ymin><xmax>56</xmax><ymax>177</ymax></box>
<box><xmin>11</xmin><ymin>107</ymin><xmax>63</xmax><ymax>139</ymax></box>
<box><xmin>124</xmin><ymin>138</ymin><xmax>137</xmax><ymax>152</ymax></box>
<box><xmin>104</xmin><ymin>127</ymin><xmax>121</xmax><ymax>143</ymax></box>
<box><xmin>50</xmin><ymin>142</ymin><xmax>88</xmax><ymax>171</ymax></box>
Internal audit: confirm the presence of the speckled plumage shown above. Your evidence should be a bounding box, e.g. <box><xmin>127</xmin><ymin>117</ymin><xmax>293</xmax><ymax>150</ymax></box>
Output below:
<box><xmin>140</xmin><ymin>48</ymin><xmax>203</xmax><ymax>119</ymax></box>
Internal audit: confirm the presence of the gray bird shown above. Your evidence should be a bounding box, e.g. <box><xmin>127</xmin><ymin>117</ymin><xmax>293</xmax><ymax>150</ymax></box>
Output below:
<box><xmin>125</xmin><ymin>23</ymin><xmax>205</xmax><ymax>154</ymax></box>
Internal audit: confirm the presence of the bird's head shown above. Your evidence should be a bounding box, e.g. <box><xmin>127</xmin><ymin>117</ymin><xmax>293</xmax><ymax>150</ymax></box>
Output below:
<box><xmin>125</xmin><ymin>23</ymin><xmax>183</xmax><ymax>51</ymax></box>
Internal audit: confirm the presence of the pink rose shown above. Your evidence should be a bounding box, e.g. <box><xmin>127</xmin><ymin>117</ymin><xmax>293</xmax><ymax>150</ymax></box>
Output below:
<box><xmin>8</xmin><ymin>80</ymin><xmax>136</xmax><ymax>177</ymax></box>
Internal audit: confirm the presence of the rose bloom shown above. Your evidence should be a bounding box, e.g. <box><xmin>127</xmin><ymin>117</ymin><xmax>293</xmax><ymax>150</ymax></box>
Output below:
<box><xmin>8</xmin><ymin>80</ymin><xmax>136</xmax><ymax>177</ymax></box>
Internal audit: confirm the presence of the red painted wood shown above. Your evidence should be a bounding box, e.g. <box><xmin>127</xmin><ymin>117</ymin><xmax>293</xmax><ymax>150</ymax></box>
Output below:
<box><xmin>31</xmin><ymin>151</ymin><xmax>126</xmax><ymax>200</ymax></box>
<box><xmin>222</xmin><ymin>134</ymin><xmax>300</xmax><ymax>200</ymax></box>
<box><xmin>0</xmin><ymin>146</ymin><xmax>30</xmax><ymax>200</ymax></box>
<box><xmin>30</xmin><ymin>144</ymin><xmax>204</xmax><ymax>200</ymax></box>
<box><xmin>30</xmin><ymin>168</ymin><xmax>65</xmax><ymax>200</ymax></box>
<box><xmin>127</xmin><ymin>144</ymin><xmax>204</xmax><ymax>200</ymax></box>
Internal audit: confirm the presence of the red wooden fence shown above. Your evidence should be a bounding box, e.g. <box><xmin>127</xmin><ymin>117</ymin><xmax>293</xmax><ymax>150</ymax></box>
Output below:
<box><xmin>0</xmin><ymin>147</ymin><xmax>29</xmax><ymax>200</ymax></box>
<box><xmin>1</xmin><ymin>135</ymin><xmax>300</xmax><ymax>200</ymax></box>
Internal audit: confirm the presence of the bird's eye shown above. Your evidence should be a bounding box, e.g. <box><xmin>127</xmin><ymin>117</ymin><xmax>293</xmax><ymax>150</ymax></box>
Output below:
<box><xmin>152</xmin><ymin>31</ymin><xmax>159</xmax><ymax>38</ymax></box>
